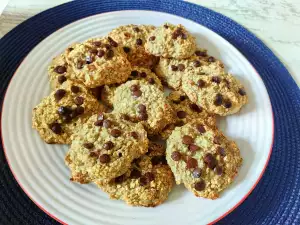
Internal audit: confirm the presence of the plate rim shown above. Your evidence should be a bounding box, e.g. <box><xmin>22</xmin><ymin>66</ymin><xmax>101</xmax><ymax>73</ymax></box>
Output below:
<box><xmin>1</xmin><ymin>9</ymin><xmax>275</xmax><ymax>225</ymax></box>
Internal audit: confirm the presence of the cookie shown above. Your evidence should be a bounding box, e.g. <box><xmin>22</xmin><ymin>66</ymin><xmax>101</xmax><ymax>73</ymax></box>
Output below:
<box><xmin>182</xmin><ymin>71</ymin><xmax>248</xmax><ymax>116</ymax></box>
<box><xmin>65</xmin><ymin>113</ymin><xmax>149</xmax><ymax>183</ymax></box>
<box><xmin>166</xmin><ymin>119</ymin><xmax>242</xmax><ymax>199</ymax></box>
<box><xmin>160</xmin><ymin>90</ymin><xmax>216</xmax><ymax>140</ymax></box>
<box><xmin>112</xmin><ymin>80</ymin><xmax>175</xmax><ymax>135</ymax></box>
<box><xmin>154</xmin><ymin>48</ymin><xmax>225</xmax><ymax>90</ymax></box>
<box><xmin>65</xmin><ymin>37</ymin><xmax>132</xmax><ymax>88</ymax></box>
<box><xmin>145</xmin><ymin>23</ymin><xmax>196</xmax><ymax>59</ymax></box>
<box><xmin>95</xmin><ymin>142</ymin><xmax>174</xmax><ymax>207</ymax></box>
<box><xmin>109</xmin><ymin>25</ymin><xmax>159</xmax><ymax>69</ymax></box>
<box><xmin>32</xmin><ymin>80</ymin><xmax>105</xmax><ymax>144</ymax></box>
<box><xmin>101</xmin><ymin>66</ymin><xmax>163</xmax><ymax>108</ymax></box>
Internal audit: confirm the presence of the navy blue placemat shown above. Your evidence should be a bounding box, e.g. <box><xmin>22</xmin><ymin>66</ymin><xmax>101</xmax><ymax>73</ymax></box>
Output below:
<box><xmin>1</xmin><ymin>0</ymin><xmax>299</xmax><ymax>224</ymax></box>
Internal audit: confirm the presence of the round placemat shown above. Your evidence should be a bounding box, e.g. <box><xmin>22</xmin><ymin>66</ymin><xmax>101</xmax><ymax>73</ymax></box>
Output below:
<box><xmin>0</xmin><ymin>0</ymin><xmax>299</xmax><ymax>224</ymax></box>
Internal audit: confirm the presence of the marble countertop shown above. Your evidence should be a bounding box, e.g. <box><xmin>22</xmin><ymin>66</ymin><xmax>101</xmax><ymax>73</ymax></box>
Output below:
<box><xmin>0</xmin><ymin>0</ymin><xmax>299</xmax><ymax>85</ymax></box>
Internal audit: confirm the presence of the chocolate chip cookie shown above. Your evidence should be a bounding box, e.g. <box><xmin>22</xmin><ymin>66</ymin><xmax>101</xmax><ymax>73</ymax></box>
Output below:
<box><xmin>112</xmin><ymin>80</ymin><xmax>175</xmax><ymax>135</ymax></box>
<box><xmin>160</xmin><ymin>90</ymin><xmax>216</xmax><ymax>140</ymax></box>
<box><xmin>32</xmin><ymin>80</ymin><xmax>105</xmax><ymax>144</ymax></box>
<box><xmin>109</xmin><ymin>25</ymin><xmax>159</xmax><ymax>69</ymax></box>
<box><xmin>95</xmin><ymin>142</ymin><xmax>174</xmax><ymax>207</ymax></box>
<box><xmin>145</xmin><ymin>23</ymin><xmax>196</xmax><ymax>59</ymax></box>
<box><xmin>65</xmin><ymin>113</ymin><xmax>149</xmax><ymax>183</ymax></box>
<box><xmin>166</xmin><ymin>119</ymin><xmax>242</xmax><ymax>199</ymax></box>
<box><xmin>65</xmin><ymin>37</ymin><xmax>132</xmax><ymax>88</ymax></box>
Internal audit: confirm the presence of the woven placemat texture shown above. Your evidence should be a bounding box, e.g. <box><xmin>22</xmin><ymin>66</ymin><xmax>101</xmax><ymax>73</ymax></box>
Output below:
<box><xmin>0</xmin><ymin>0</ymin><xmax>299</xmax><ymax>224</ymax></box>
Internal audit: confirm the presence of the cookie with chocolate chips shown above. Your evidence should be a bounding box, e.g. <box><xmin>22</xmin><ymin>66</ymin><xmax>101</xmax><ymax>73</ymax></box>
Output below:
<box><xmin>95</xmin><ymin>142</ymin><xmax>174</xmax><ymax>207</ymax></box>
<box><xmin>65</xmin><ymin>36</ymin><xmax>132</xmax><ymax>88</ymax></box>
<box><xmin>166</xmin><ymin>119</ymin><xmax>242</xmax><ymax>199</ymax></box>
<box><xmin>145</xmin><ymin>23</ymin><xmax>196</xmax><ymax>59</ymax></box>
<box><xmin>160</xmin><ymin>90</ymin><xmax>216</xmax><ymax>140</ymax></box>
<box><xmin>182</xmin><ymin>70</ymin><xmax>248</xmax><ymax>116</ymax></box>
<box><xmin>65</xmin><ymin>113</ymin><xmax>149</xmax><ymax>183</ymax></box>
<box><xmin>109</xmin><ymin>25</ymin><xmax>159</xmax><ymax>69</ymax></box>
<box><xmin>32</xmin><ymin>80</ymin><xmax>105</xmax><ymax>144</ymax></box>
<box><xmin>112</xmin><ymin>80</ymin><xmax>175</xmax><ymax>135</ymax></box>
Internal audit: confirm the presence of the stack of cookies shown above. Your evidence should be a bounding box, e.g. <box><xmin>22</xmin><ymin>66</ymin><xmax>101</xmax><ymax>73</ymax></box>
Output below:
<box><xmin>32</xmin><ymin>23</ymin><xmax>248</xmax><ymax>207</ymax></box>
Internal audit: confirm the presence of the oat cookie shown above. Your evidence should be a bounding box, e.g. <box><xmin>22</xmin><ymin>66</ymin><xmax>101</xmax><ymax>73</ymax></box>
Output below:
<box><xmin>155</xmin><ymin>48</ymin><xmax>225</xmax><ymax>89</ymax></box>
<box><xmin>145</xmin><ymin>23</ymin><xmax>196</xmax><ymax>59</ymax></box>
<box><xmin>32</xmin><ymin>80</ymin><xmax>104</xmax><ymax>144</ymax></box>
<box><xmin>112</xmin><ymin>80</ymin><xmax>175</xmax><ymax>135</ymax></box>
<box><xmin>166</xmin><ymin>119</ymin><xmax>242</xmax><ymax>199</ymax></box>
<box><xmin>182</xmin><ymin>71</ymin><xmax>248</xmax><ymax>116</ymax></box>
<box><xmin>96</xmin><ymin>142</ymin><xmax>174</xmax><ymax>207</ymax></box>
<box><xmin>109</xmin><ymin>25</ymin><xmax>159</xmax><ymax>69</ymax></box>
<box><xmin>65</xmin><ymin>37</ymin><xmax>131</xmax><ymax>87</ymax></box>
<box><xmin>160</xmin><ymin>90</ymin><xmax>216</xmax><ymax>140</ymax></box>
<box><xmin>65</xmin><ymin>113</ymin><xmax>149</xmax><ymax>183</ymax></box>
<box><xmin>101</xmin><ymin>66</ymin><xmax>163</xmax><ymax>108</ymax></box>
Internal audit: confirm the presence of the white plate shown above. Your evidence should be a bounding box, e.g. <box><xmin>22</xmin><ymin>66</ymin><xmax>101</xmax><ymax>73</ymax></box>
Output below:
<box><xmin>1</xmin><ymin>10</ymin><xmax>273</xmax><ymax>225</ymax></box>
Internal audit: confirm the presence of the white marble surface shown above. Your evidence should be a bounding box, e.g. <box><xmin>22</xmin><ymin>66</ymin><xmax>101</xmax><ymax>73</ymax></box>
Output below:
<box><xmin>0</xmin><ymin>0</ymin><xmax>299</xmax><ymax>85</ymax></box>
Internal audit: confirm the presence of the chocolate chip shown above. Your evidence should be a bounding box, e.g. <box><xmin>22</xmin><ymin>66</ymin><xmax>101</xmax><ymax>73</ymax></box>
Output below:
<box><xmin>115</xmin><ymin>174</ymin><xmax>126</xmax><ymax>183</ymax></box>
<box><xmin>224</xmin><ymin>100</ymin><xmax>232</xmax><ymax>108</ymax></box>
<box><xmin>186</xmin><ymin>157</ymin><xmax>198</xmax><ymax>169</ymax></box>
<box><xmin>70</xmin><ymin>110</ymin><xmax>78</xmax><ymax>119</ymax></box>
<box><xmin>97</xmin><ymin>50</ymin><xmax>105</xmax><ymax>57</ymax></box>
<box><xmin>180</xmin><ymin>95</ymin><xmax>186</xmax><ymax>101</ymax></box>
<box><xmin>94</xmin><ymin>120</ymin><xmax>103</xmax><ymax>126</ymax></box>
<box><xmin>217</xmin><ymin>147</ymin><xmax>226</xmax><ymax>156</ymax></box>
<box><xmin>68</xmin><ymin>47</ymin><xmax>74</xmax><ymax>52</ymax></box>
<box><xmin>86</xmin><ymin>55</ymin><xmax>93</xmax><ymax>64</ymax></box>
<box><xmin>214</xmin><ymin>166</ymin><xmax>223</xmax><ymax>175</ymax></box>
<box><xmin>212</xmin><ymin>76</ymin><xmax>221</xmax><ymax>84</ymax></box>
<box><xmin>197</xmin><ymin>79</ymin><xmax>206</xmax><ymax>88</ymax></box>
<box><xmin>188</xmin><ymin>144</ymin><xmax>200</xmax><ymax>152</ymax></box>
<box><xmin>89</xmin><ymin>48</ymin><xmax>98</xmax><ymax>54</ymax></box>
<box><xmin>137</xmin><ymin>104</ymin><xmax>146</xmax><ymax>113</ymax></box>
<box><xmin>133</xmin><ymin>27</ymin><xmax>140</xmax><ymax>32</ymax></box>
<box><xmin>108</xmin><ymin>37</ymin><xmax>118</xmax><ymax>47</ymax></box>
<box><xmin>103</xmin><ymin>141</ymin><xmax>114</xmax><ymax>150</ymax></box>
<box><xmin>208</xmin><ymin>56</ymin><xmax>215</xmax><ymax>62</ymax></box>
<box><xmin>149</xmin><ymin>36</ymin><xmax>156</xmax><ymax>41</ymax></box>
<box><xmin>121</xmin><ymin>114</ymin><xmax>130</xmax><ymax>121</ymax></box>
<box><xmin>139</xmin><ymin>172</ymin><xmax>155</xmax><ymax>186</ymax></box>
<box><xmin>118</xmin><ymin>152</ymin><xmax>122</xmax><ymax>157</ymax></box>
<box><xmin>123</xmin><ymin>46</ymin><xmax>130</xmax><ymax>53</ymax></box>
<box><xmin>178</xmin><ymin>64</ymin><xmax>185</xmax><ymax>71</ymax></box>
<box><xmin>130</xmin><ymin>132</ymin><xmax>139</xmax><ymax>139</ymax></box>
<box><xmin>89</xmin><ymin>151</ymin><xmax>100</xmax><ymax>157</ymax></box>
<box><xmin>54</xmin><ymin>89</ymin><xmax>66</xmax><ymax>101</ymax></box>
<box><xmin>174</xmin><ymin>120</ymin><xmax>185</xmax><ymax>127</ymax></box>
<box><xmin>57</xmin><ymin>75</ymin><xmax>67</xmax><ymax>84</ymax></box>
<box><xmin>139</xmin><ymin>176</ymin><xmax>148</xmax><ymax>186</ymax></box>
<box><xmin>83</xmin><ymin>142</ymin><xmax>94</xmax><ymax>149</ymax></box>
<box><xmin>171</xmin><ymin>65</ymin><xmax>178</xmax><ymax>71</ymax></box>
<box><xmin>104</xmin><ymin>44</ymin><xmax>111</xmax><ymax>49</ymax></box>
<box><xmin>93</xmin><ymin>41</ymin><xmax>101</xmax><ymax>46</ymax></box>
<box><xmin>193</xmin><ymin>60</ymin><xmax>201</xmax><ymax>67</ymax></box>
<box><xmin>131</xmin><ymin>70</ymin><xmax>139</xmax><ymax>77</ymax></box>
<box><xmin>54</xmin><ymin>66</ymin><xmax>66</xmax><ymax>74</ymax></box>
<box><xmin>136</xmin><ymin>38</ymin><xmax>143</xmax><ymax>45</ymax></box>
<box><xmin>61</xmin><ymin>115</ymin><xmax>72</xmax><ymax>123</ymax></box>
<box><xmin>103</xmin><ymin>119</ymin><xmax>112</xmax><ymax>128</ymax></box>
<box><xmin>97</xmin><ymin>113</ymin><xmax>104</xmax><ymax>121</ymax></box>
<box><xmin>204</xmin><ymin>153</ymin><xmax>217</xmax><ymax>169</ymax></box>
<box><xmin>164</xmin><ymin>24</ymin><xmax>169</xmax><ymax>29</ymax></box>
<box><xmin>130</xmin><ymin>84</ymin><xmax>140</xmax><ymax>92</ymax></box>
<box><xmin>106</xmin><ymin>50</ymin><xmax>114</xmax><ymax>59</ymax></box>
<box><xmin>148</xmin><ymin>78</ymin><xmax>155</xmax><ymax>84</ymax></box>
<box><xmin>132</xmin><ymin>90</ymin><xmax>142</xmax><ymax>98</ymax></box>
<box><xmin>151</xmin><ymin>156</ymin><xmax>164</xmax><ymax>166</ymax></box>
<box><xmin>189</xmin><ymin>104</ymin><xmax>202</xmax><ymax>113</ymax></box>
<box><xmin>111</xmin><ymin>129</ymin><xmax>121</xmax><ymax>137</ymax></box>
<box><xmin>213</xmin><ymin>136</ymin><xmax>221</xmax><ymax>145</ymax></box>
<box><xmin>182</xmin><ymin>135</ymin><xmax>194</xmax><ymax>145</ymax></box>
<box><xmin>71</xmin><ymin>85</ymin><xmax>80</xmax><ymax>93</ymax></box>
<box><xmin>194</xmin><ymin>180</ymin><xmax>205</xmax><ymax>191</ymax></box>
<box><xmin>49</xmin><ymin>123</ymin><xmax>62</xmax><ymax>134</ymax></box>
<box><xmin>214</xmin><ymin>94</ymin><xmax>223</xmax><ymax>106</ymax></box>
<box><xmin>57</xmin><ymin>106</ymin><xmax>72</xmax><ymax>115</ymax></box>
<box><xmin>99</xmin><ymin>154</ymin><xmax>110</xmax><ymax>163</ymax></box>
<box><xmin>138</xmin><ymin>112</ymin><xmax>148</xmax><ymax>121</ymax></box>
<box><xmin>130</xmin><ymin>169</ymin><xmax>141</xmax><ymax>179</ymax></box>
<box><xmin>238</xmin><ymin>88</ymin><xmax>246</xmax><ymax>96</ymax></box>
<box><xmin>132</xmin><ymin>158</ymin><xmax>141</xmax><ymax>166</ymax></box>
<box><xmin>74</xmin><ymin>96</ymin><xmax>84</xmax><ymax>105</ymax></box>
<box><xmin>75</xmin><ymin>106</ymin><xmax>84</xmax><ymax>115</ymax></box>
<box><xmin>77</xmin><ymin>61</ymin><xmax>84</xmax><ymax>69</ymax></box>
<box><xmin>180</xmin><ymin>33</ymin><xmax>187</xmax><ymax>39</ymax></box>
<box><xmin>171</xmin><ymin>151</ymin><xmax>181</xmax><ymax>161</ymax></box>
<box><xmin>195</xmin><ymin>50</ymin><xmax>207</xmax><ymax>57</ymax></box>
<box><xmin>177</xmin><ymin>111</ymin><xmax>186</xmax><ymax>119</ymax></box>
<box><xmin>192</xmin><ymin>168</ymin><xmax>202</xmax><ymax>178</ymax></box>
<box><xmin>140</xmin><ymin>72</ymin><xmax>147</xmax><ymax>78</ymax></box>
<box><xmin>196</xmin><ymin>124</ymin><xmax>206</xmax><ymax>134</ymax></box>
